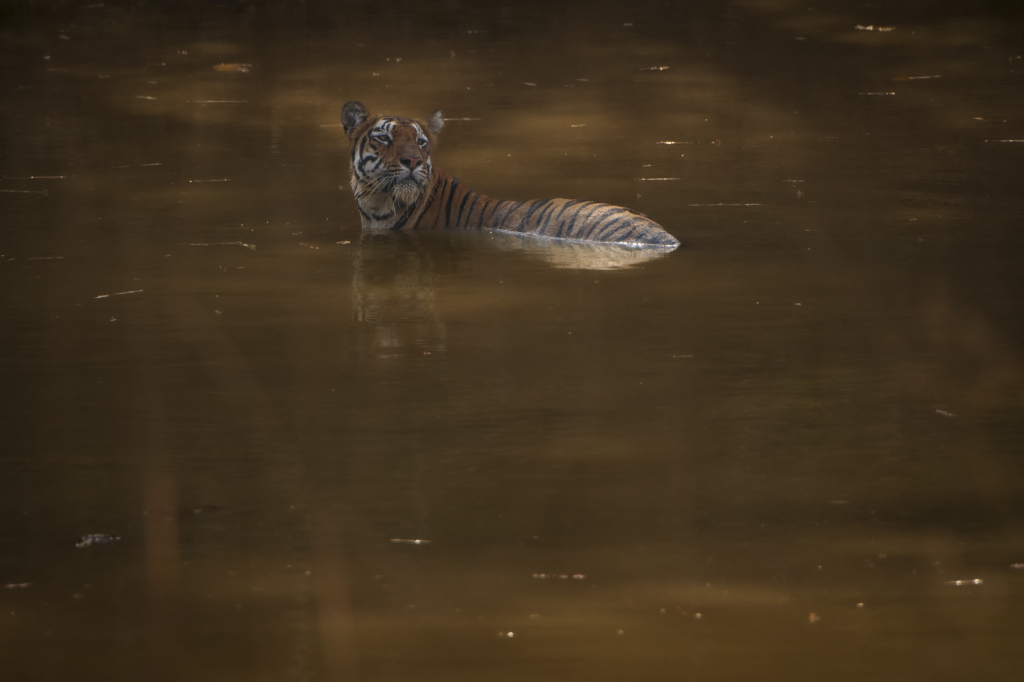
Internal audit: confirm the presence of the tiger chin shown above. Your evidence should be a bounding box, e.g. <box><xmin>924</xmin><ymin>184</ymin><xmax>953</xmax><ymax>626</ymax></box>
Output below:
<box><xmin>340</xmin><ymin>101</ymin><xmax>680</xmax><ymax>249</ymax></box>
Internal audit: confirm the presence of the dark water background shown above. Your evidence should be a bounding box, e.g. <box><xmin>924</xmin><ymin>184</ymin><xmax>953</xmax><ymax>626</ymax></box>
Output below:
<box><xmin>2</xmin><ymin>1</ymin><xmax>1023</xmax><ymax>680</ymax></box>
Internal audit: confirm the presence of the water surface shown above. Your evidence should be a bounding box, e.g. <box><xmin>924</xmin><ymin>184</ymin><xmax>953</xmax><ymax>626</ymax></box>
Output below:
<box><xmin>2</xmin><ymin>2</ymin><xmax>1023</xmax><ymax>680</ymax></box>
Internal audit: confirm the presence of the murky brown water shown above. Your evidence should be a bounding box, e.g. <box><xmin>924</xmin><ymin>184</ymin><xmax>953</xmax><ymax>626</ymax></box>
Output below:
<box><xmin>3</xmin><ymin>1</ymin><xmax>1024</xmax><ymax>680</ymax></box>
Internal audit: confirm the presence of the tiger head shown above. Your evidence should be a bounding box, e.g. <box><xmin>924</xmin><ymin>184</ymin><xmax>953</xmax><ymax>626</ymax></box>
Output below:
<box><xmin>341</xmin><ymin>101</ymin><xmax>444</xmax><ymax>215</ymax></box>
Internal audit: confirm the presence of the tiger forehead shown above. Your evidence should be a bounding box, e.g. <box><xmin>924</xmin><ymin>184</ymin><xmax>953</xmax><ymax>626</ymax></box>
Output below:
<box><xmin>374</xmin><ymin>117</ymin><xmax>426</xmax><ymax>138</ymax></box>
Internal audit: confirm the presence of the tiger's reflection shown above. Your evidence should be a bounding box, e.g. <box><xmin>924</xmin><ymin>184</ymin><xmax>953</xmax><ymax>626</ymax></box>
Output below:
<box><xmin>482</xmin><ymin>231</ymin><xmax>679</xmax><ymax>270</ymax></box>
<box><xmin>351</xmin><ymin>232</ymin><xmax>451</xmax><ymax>357</ymax></box>
<box><xmin>350</xmin><ymin>230</ymin><xmax>677</xmax><ymax>357</ymax></box>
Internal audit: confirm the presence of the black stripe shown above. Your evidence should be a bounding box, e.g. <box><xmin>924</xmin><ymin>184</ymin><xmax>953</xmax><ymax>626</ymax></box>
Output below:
<box><xmin>356</xmin><ymin>155</ymin><xmax>377</xmax><ymax>176</ymax></box>
<box><xmin>454</xmin><ymin>190</ymin><xmax>477</xmax><ymax>228</ymax></box>
<box><xmin>594</xmin><ymin>216</ymin><xmax>629</xmax><ymax>241</ymax></box>
<box><xmin>554</xmin><ymin>201</ymin><xmax>588</xmax><ymax>238</ymax></box>
<box><xmin>491</xmin><ymin>201</ymin><xmax>522</xmax><ymax>229</ymax></box>
<box><xmin>582</xmin><ymin>207</ymin><xmax>620</xmax><ymax>239</ymax></box>
<box><xmin>546</xmin><ymin>200</ymin><xmax>580</xmax><ymax>238</ymax></box>
<box><xmin>478</xmin><ymin>198</ymin><xmax>497</xmax><ymax>227</ymax></box>
<box><xmin>517</xmin><ymin>199</ymin><xmax>551</xmax><ymax>233</ymax></box>
<box><xmin>432</xmin><ymin>174</ymin><xmax>450</xmax><ymax>226</ymax></box>
<box><xmin>464</xmin><ymin>193</ymin><xmax>482</xmax><ymax>228</ymax></box>
<box><xmin>537</xmin><ymin>200</ymin><xmax>570</xmax><ymax>236</ymax></box>
<box><xmin>443</xmin><ymin>177</ymin><xmax>461</xmax><ymax>225</ymax></box>
<box><xmin>530</xmin><ymin>200</ymin><xmax>560</xmax><ymax>236</ymax></box>
<box><xmin>597</xmin><ymin>213</ymin><xmax>639</xmax><ymax>241</ymax></box>
<box><xmin>558</xmin><ymin>201</ymin><xmax>598</xmax><ymax>239</ymax></box>
<box><xmin>613</xmin><ymin>219</ymin><xmax>649</xmax><ymax>243</ymax></box>
<box><xmin>590</xmin><ymin>215</ymin><xmax>622</xmax><ymax>241</ymax></box>
<box><xmin>607</xmin><ymin>223</ymin><xmax>639</xmax><ymax>243</ymax></box>
<box><xmin>355</xmin><ymin>136</ymin><xmax>369</xmax><ymax>164</ymax></box>
<box><xmin>391</xmin><ymin>206</ymin><xmax>415</xmax><ymax>230</ymax></box>
<box><xmin>478</xmin><ymin>197</ymin><xmax>502</xmax><ymax>228</ymax></box>
<box><xmin>488</xmin><ymin>201</ymin><xmax>509</xmax><ymax>228</ymax></box>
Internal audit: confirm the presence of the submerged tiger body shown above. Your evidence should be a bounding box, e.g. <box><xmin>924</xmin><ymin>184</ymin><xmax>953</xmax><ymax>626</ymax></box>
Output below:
<box><xmin>340</xmin><ymin>101</ymin><xmax>679</xmax><ymax>249</ymax></box>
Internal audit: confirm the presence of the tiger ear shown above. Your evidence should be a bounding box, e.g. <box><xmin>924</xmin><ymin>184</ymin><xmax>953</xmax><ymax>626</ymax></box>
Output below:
<box><xmin>424</xmin><ymin>108</ymin><xmax>444</xmax><ymax>136</ymax></box>
<box><xmin>341</xmin><ymin>101</ymin><xmax>369</xmax><ymax>139</ymax></box>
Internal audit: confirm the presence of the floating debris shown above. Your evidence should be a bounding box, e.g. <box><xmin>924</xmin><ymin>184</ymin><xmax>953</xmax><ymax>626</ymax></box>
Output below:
<box><xmin>390</xmin><ymin>538</ymin><xmax>431</xmax><ymax>545</ymax></box>
<box><xmin>298</xmin><ymin>242</ymin><xmax>319</xmax><ymax>249</ymax></box>
<box><xmin>5</xmin><ymin>583</ymin><xmax>32</xmax><ymax>589</ymax></box>
<box><xmin>893</xmin><ymin>75</ymin><xmax>942</xmax><ymax>81</ymax></box>
<box><xmin>442</xmin><ymin>117</ymin><xmax>481</xmax><ymax>122</ymax></box>
<box><xmin>987</xmin><ymin>139</ymin><xmax>1024</xmax><ymax>143</ymax></box>
<box><xmin>1011</xmin><ymin>563</ymin><xmax>1024</xmax><ymax>570</ymax></box>
<box><xmin>638</xmin><ymin>177</ymin><xmax>681</xmax><ymax>181</ymax></box>
<box><xmin>186</xmin><ymin>241</ymin><xmax>255</xmax><ymax>250</ymax></box>
<box><xmin>642</xmin><ymin>66</ymin><xmax>670</xmax><ymax>71</ymax></box>
<box><xmin>656</xmin><ymin>141</ymin><xmax>690</xmax><ymax>145</ymax></box>
<box><xmin>136</xmin><ymin>95</ymin><xmax>157</xmax><ymax>100</ymax></box>
<box><xmin>111</xmin><ymin>163</ymin><xmax>163</xmax><ymax>169</ymax></box>
<box><xmin>0</xmin><ymin>189</ymin><xmax>48</xmax><ymax>195</ymax></box>
<box><xmin>190</xmin><ymin>100</ymin><xmax>249</xmax><ymax>104</ymax></box>
<box><xmin>213</xmin><ymin>63</ymin><xmax>252</xmax><ymax>73</ymax></box>
<box><xmin>672</xmin><ymin>354</ymin><xmax>693</xmax><ymax>359</ymax></box>
<box><xmin>189</xmin><ymin>178</ymin><xmax>232</xmax><ymax>183</ymax></box>
<box><xmin>946</xmin><ymin>579</ymin><xmax>983</xmax><ymax>586</ymax></box>
<box><xmin>76</xmin><ymin>534</ymin><xmax>120</xmax><ymax>548</ymax></box>
<box><xmin>336</xmin><ymin>240</ymin><xmax>351</xmax><ymax>245</ymax></box>
<box><xmin>935</xmin><ymin>408</ymin><xmax>956</xmax><ymax>418</ymax></box>
<box><xmin>531</xmin><ymin>573</ymin><xmax>585</xmax><ymax>580</ymax></box>
<box><xmin>570</xmin><ymin>124</ymin><xmax>586</xmax><ymax>128</ymax></box>
<box><xmin>809</xmin><ymin>613</ymin><xmax>821</xmax><ymax>624</ymax></box>
<box><xmin>859</xmin><ymin>92</ymin><xmax>896</xmax><ymax>96</ymax></box>
<box><xmin>688</xmin><ymin>203</ymin><xmax>762</xmax><ymax>207</ymax></box>
<box><xmin>26</xmin><ymin>256</ymin><xmax>64</xmax><ymax>260</ymax></box>
<box><xmin>94</xmin><ymin>289</ymin><xmax>143</xmax><ymax>299</ymax></box>
<box><xmin>855</xmin><ymin>25</ymin><xmax>895</xmax><ymax>32</ymax></box>
<box><xmin>2</xmin><ymin>175</ymin><xmax>66</xmax><ymax>179</ymax></box>
<box><xmin>524</xmin><ymin>82</ymin><xmax>537</xmax><ymax>87</ymax></box>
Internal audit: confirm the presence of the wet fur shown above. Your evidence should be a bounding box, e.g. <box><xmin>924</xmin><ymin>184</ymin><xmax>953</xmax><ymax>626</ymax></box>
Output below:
<box><xmin>341</xmin><ymin>101</ymin><xmax>679</xmax><ymax>248</ymax></box>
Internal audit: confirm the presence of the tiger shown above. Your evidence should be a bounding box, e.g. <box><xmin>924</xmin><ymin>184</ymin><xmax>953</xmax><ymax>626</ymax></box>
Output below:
<box><xmin>340</xmin><ymin>101</ymin><xmax>680</xmax><ymax>249</ymax></box>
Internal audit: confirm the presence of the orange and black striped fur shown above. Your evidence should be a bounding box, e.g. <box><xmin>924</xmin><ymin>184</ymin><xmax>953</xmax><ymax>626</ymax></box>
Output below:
<box><xmin>341</xmin><ymin>101</ymin><xmax>679</xmax><ymax>248</ymax></box>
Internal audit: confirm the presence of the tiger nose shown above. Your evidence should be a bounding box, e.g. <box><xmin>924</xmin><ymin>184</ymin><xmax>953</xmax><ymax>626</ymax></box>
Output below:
<box><xmin>400</xmin><ymin>155</ymin><xmax>423</xmax><ymax>170</ymax></box>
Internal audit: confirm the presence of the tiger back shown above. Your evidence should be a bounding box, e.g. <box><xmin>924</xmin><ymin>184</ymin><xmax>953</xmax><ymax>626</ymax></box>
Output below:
<box><xmin>340</xmin><ymin>101</ymin><xmax>680</xmax><ymax>249</ymax></box>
